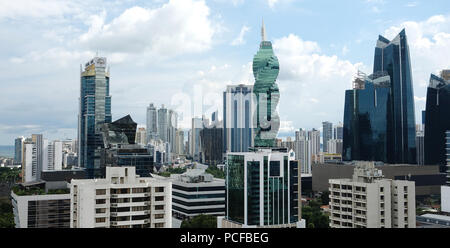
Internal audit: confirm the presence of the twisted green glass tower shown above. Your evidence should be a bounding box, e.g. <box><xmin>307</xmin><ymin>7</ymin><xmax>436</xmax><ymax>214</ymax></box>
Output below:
<box><xmin>253</xmin><ymin>20</ymin><xmax>280</xmax><ymax>147</ymax></box>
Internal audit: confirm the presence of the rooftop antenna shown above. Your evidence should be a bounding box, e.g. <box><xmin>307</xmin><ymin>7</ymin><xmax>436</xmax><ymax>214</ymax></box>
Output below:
<box><xmin>261</xmin><ymin>18</ymin><xmax>267</xmax><ymax>41</ymax></box>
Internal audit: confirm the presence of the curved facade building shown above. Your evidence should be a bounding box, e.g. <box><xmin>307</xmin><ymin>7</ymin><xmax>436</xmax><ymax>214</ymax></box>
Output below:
<box><xmin>343</xmin><ymin>29</ymin><xmax>417</xmax><ymax>164</ymax></box>
<box><xmin>252</xmin><ymin>21</ymin><xmax>280</xmax><ymax>148</ymax></box>
<box><xmin>373</xmin><ymin>29</ymin><xmax>416</xmax><ymax>164</ymax></box>
<box><xmin>343</xmin><ymin>73</ymin><xmax>392</xmax><ymax>162</ymax></box>
<box><xmin>424</xmin><ymin>73</ymin><xmax>450</xmax><ymax>169</ymax></box>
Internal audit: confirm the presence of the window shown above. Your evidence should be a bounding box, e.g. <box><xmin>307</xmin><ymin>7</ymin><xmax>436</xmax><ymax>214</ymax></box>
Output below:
<box><xmin>380</xmin><ymin>187</ymin><xmax>384</xmax><ymax>193</ymax></box>
<box><xmin>96</xmin><ymin>189</ymin><xmax>106</xmax><ymax>195</ymax></box>
<box><xmin>155</xmin><ymin>187</ymin><xmax>165</xmax><ymax>193</ymax></box>
<box><xmin>155</xmin><ymin>205</ymin><xmax>164</xmax><ymax>210</ymax></box>
<box><xmin>155</xmin><ymin>223</ymin><xmax>164</xmax><ymax>228</ymax></box>
<box><xmin>95</xmin><ymin>218</ymin><xmax>106</xmax><ymax>223</ymax></box>
<box><xmin>155</xmin><ymin>214</ymin><xmax>164</xmax><ymax>219</ymax></box>
<box><xmin>96</xmin><ymin>199</ymin><xmax>106</xmax><ymax>204</ymax></box>
<box><xmin>155</xmin><ymin>196</ymin><xmax>164</xmax><ymax>201</ymax></box>
<box><xmin>96</xmin><ymin>208</ymin><xmax>106</xmax><ymax>214</ymax></box>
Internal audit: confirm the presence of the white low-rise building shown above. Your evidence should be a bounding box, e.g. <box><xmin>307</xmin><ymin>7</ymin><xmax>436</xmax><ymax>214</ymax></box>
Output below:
<box><xmin>329</xmin><ymin>161</ymin><xmax>416</xmax><ymax>228</ymax></box>
<box><xmin>70</xmin><ymin>166</ymin><xmax>172</xmax><ymax>228</ymax></box>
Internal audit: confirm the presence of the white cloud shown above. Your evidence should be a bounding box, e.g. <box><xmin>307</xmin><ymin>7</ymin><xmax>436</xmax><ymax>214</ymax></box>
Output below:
<box><xmin>0</xmin><ymin>0</ymin><xmax>78</xmax><ymax>19</ymax></box>
<box><xmin>78</xmin><ymin>0</ymin><xmax>218</xmax><ymax>58</ymax></box>
<box><xmin>272</xmin><ymin>34</ymin><xmax>363</xmax><ymax>129</ymax></box>
<box><xmin>231</xmin><ymin>25</ymin><xmax>250</xmax><ymax>46</ymax></box>
<box><xmin>383</xmin><ymin>15</ymin><xmax>450</xmax><ymax>122</ymax></box>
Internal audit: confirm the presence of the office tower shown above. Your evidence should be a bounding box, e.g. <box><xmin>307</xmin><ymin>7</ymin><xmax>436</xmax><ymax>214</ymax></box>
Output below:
<box><xmin>219</xmin><ymin>148</ymin><xmax>303</xmax><ymax>228</ymax></box>
<box><xmin>14</xmin><ymin>137</ymin><xmax>24</xmax><ymax>164</ymax></box>
<box><xmin>447</xmin><ymin>131</ymin><xmax>450</xmax><ymax>185</ymax></box>
<box><xmin>322</xmin><ymin>122</ymin><xmax>333</xmax><ymax>153</ymax></box>
<box><xmin>373</xmin><ymin>29</ymin><xmax>416</xmax><ymax>164</ymax></box>
<box><xmin>146</xmin><ymin>103</ymin><xmax>158</xmax><ymax>142</ymax></box>
<box><xmin>11</xmin><ymin>185</ymin><xmax>70</xmax><ymax>228</ymax></box>
<box><xmin>343</xmin><ymin>71</ymin><xmax>392</xmax><ymax>162</ymax></box>
<box><xmin>78</xmin><ymin>57</ymin><xmax>112</xmax><ymax>178</ymax></box>
<box><xmin>327</xmin><ymin>139</ymin><xmax>343</xmax><ymax>155</ymax></box>
<box><xmin>30</xmin><ymin>134</ymin><xmax>44</xmax><ymax>181</ymax></box>
<box><xmin>308</xmin><ymin>129</ymin><xmax>321</xmax><ymax>163</ymax></box>
<box><xmin>253</xmin><ymin>21</ymin><xmax>280</xmax><ymax>148</ymax></box>
<box><xmin>424</xmin><ymin>71</ymin><xmax>450</xmax><ymax>169</ymax></box>
<box><xmin>416</xmin><ymin>132</ymin><xmax>425</xmax><ymax>165</ymax></box>
<box><xmin>157</xmin><ymin>105</ymin><xmax>169</xmax><ymax>143</ymax></box>
<box><xmin>200</xmin><ymin>115</ymin><xmax>223</xmax><ymax>166</ymax></box>
<box><xmin>294</xmin><ymin>137</ymin><xmax>311</xmax><ymax>174</ymax></box>
<box><xmin>99</xmin><ymin>115</ymin><xmax>154</xmax><ymax>177</ymax></box>
<box><xmin>329</xmin><ymin>161</ymin><xmax>416</xmax><ymax>228</ymax></box>
<box><xmin>135</xmin><ymin>127</ymin><xmax>147</xmax><ymax>146</ymax></box>
<box><xmin>334</xmin><ymin>123</ymin><xmax>343</xmax><ymax>140</ymax></box>
<box><xmin>168</xmin><ymin>110</ymin><xmax>178</xmax><ymax>156</ymax></box>
<box><xmin>169</xmin><ymin>169</ymin><xmax>225</xmax><ymax>220</ymax></box>
<box><xmin>46</xmin><ymin>141</ymin><xmax>63</xmax><ymax>171</ymax></box>
<box><xmin>22</xmin><ymin>142</ymin><xmax>37</xmax><ymax>183</ymax></box>
<box><xmin>190</xmin><ymin>117</ymin><xmax>203</xmax><ymax>161</ymax></box>
<box><xmin>422</xmin><ymin>110</ymin><xmax>426</xmax><ymax>131</ymax></box>
<box><xmin>223</xmin><ymin>84</ymin><xmax>254</xmax><ymax>153</ymax></box>
<box><xmin>175</xmin><ymin>130</ymin><xmax>185</xmax><ymax>155</ymax></box>
<box><xmin>70</xmin><ymin>166</ymin><xmax>171</xmax><ymax>228</ymax></box>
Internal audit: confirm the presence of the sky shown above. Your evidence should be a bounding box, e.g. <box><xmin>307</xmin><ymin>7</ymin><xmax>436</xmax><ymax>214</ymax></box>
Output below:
<box><xmin>0</xmin><ymin>0</ymin><xmax>449</xmax><ymax>145</ymax></box>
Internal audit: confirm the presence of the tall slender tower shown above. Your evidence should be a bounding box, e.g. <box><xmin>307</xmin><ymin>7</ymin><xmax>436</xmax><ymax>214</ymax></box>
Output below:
<box><xmin>253</xmin><ymin>20</ymin><xmax>280</xmax><ymax>147</ymax></box>
<box><xmin>78</xmin><ymin>57</ymin><xmax>112</xmax><ymax>178</ymax></box>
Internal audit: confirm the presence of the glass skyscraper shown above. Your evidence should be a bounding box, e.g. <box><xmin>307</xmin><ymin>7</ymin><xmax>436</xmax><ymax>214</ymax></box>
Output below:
<box><xmin>252</xmin><ymin>21</ymin><xmax>280</xmax><ymax>148</ymax></box>
<box><xmin>78</xmin><ymin>57</ymin><xmax>112</xmax><ymax>178</ymax></box>
<box><xmin>373</xmin><ymin>29</ymin><xmax>416</xmax><ymax>164</ymax></box>
<box><xmin>343</xmin><ymin>29</ymin><xmax>416</xmax><ymax>164</ymax></box>
<box><xmin>424</xmin><ymin>72</ymin><xmax>450</xmax><ymax>169</ymax></box>
<box><xmin>322</xmin><ymin>121</ymin><xmax>333</xmax><ymax>153</ymax></box>
<box><xmin>225</xmin><ymin>148</ymin><xmax>300</xmax><ymax>227</ymax></box>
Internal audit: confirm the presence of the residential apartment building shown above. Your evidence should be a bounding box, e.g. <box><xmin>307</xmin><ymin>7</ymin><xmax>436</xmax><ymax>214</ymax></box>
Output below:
<box><xmin>329</xmin><ymin>161</ymin><xmax>416</xmax><ymax>228</ymax></box>
<box><xmin>70</xmin><ymin>166</ymin><xmax>171</xmax><ymax>228</ymax></box>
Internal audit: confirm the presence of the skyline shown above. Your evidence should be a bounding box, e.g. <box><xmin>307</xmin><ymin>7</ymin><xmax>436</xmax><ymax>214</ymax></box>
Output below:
<box><xmin>1</xmin><ymin>0</ymin><xmax>450</xmax><ymax>145</ymax></box>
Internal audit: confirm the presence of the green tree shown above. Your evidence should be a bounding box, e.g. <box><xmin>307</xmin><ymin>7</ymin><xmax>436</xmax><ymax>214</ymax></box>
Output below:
<box><xmin>180</xmin><ymin>215</ymin><xmax>217</xmax><ymax>228</ymax></box>
<box><xmin>320</xmin><ymin>191</ymin><xmax>330</xmax><ymax>205</ymax></box>
<box><xmin>0</xmin><ymin>201</ymin><xmax>14</xmax><ymax>228</ymax></box>
<box><xmin>302</xmin><ymin>200</ymin><xmax>330</xmax><ymax>228</ymax></box>
<box><xmin>205</xmin><ymin>165</ymin><xmax>225</xmax><ymax>179</ymax></box>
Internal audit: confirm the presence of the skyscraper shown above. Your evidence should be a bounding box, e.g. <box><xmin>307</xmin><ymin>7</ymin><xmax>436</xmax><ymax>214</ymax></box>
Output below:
<box><xmin>146</xmin><ymin>103</ymin><xmax>158</xmax><ymax>142</ymax></box>
<box><xmin>78</xmin><ymin>57</ymin><xmax>112</xmax><ymax>178</ymax></box>
<box><xmin>322</xmin><ymin>121</ymin><xmax>333</xmax><ymax>153</ymax></box>
<box><xmin>343</xmin><ymin>72</ymin><xmax>391</xmax><ymax>162</ymax></box>
<box><xmin>14</xmin><ymin>136</ymin><xmax>24</xmax><ymax>164</ymax></box>
<box><xmin>308</xmin><ymin>129</ymin><xmax>321</xmax><ymax>163</ymax></box>
<box><xmin>416</xmin><ymin>131</ymin><xmax>425</xmax><ymax>165</ymax></box>
<box><xmin>190</xmin><ymin>117</ymin><xmax>203</xmax><ymax>161</ymax></box>
<box><xmin>158</xmin><ymin>105</ymin><xmax>169</xmax><ymax>143</ymax></box>
<box><xmin>373</xmin><ymin>29</ymin><xmax>416</xmax><ymax>164</ymax></box>
<box><xmin>343</xmin><ymin>29</ymin><xmax>417</xmax><ymax>164</ymax></box>
<box><xmin>334</xmin><ymin>123</ymin><xmax>343</xmax><ymax>140</ymax></box>
<box><xmin>32</xmin><ymin>134</ymin><xmax>43</xmax><ymax>181</ymax></box>
<box><xmin>424</xmin><ymin>71</ymin><xmax>450</xmax><ymax>168</ymax></box>
<box><xmin>223</xmin><ymin>84</ymin><xmax>254</xmax><ymax>153</ymax></box>
<box><xmin>253</xmin><ymin>20</ymin><xmax>280</xmax><ymax>148</ymax></box>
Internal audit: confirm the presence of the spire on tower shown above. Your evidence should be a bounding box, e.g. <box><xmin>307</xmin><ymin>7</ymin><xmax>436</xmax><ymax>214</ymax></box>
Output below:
<box><xmin>261</xmin><ymin>18</ymin><xmax>267</xmax><ymax>41</ymax></box>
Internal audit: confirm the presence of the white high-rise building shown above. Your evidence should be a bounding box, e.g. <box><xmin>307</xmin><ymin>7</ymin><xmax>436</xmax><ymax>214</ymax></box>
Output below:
<box><xmin>308</xmin><ymin>129</ymin><xmax>321</xmax><ymax>163</ymax></box>
<box><xmin>329</xmin><ymin>161</ymin><xmax>416</xmax><ymax>228</ymax></box>
<box><xmin>135</xmin><ymin>127</ymin><xmax>147</xmax><ymax>146</ymax></box>
<box><xmin>223</xmin><ymin>84</ymin><xmax>254</xmax><ymax>153</ymax></box>
<box><xmin>22</xmin><ymin>143</ymin><xmax>37</xmax><ymax>183</ymax></box>
<box><xmin>294</xmin><ymin>137</ymin><xmax>311</xmax><ymax>175</ymax></box>
<box><xmin>327</xmin><ymin>139</ymin><xmax>343</xmax><ymax>155</ymax></box>
<box><xmin>70</xmin><ymin>166</ymin><xmax>172</xmax><ymax>228</ymax></box>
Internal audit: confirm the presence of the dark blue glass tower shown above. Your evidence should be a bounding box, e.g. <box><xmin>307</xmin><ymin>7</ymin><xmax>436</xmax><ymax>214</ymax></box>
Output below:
<box><xmin>424</xmin><ymin>73</ymin><xmax>450</xmax><ymax>169</ymax></box>
<box><xmin>343</xmin><ymin>73</ymin><xmax>392</xmax><ymax>162</ymax></box>
<box><xmin>78</xmin><ymin>57</ymin><xmax>112</xmax><ymax>178</ymax></box>
<box><xmin>373</xmin><ymin>29</ymin><xmax>416</xmax><ymax>164</ymax></box>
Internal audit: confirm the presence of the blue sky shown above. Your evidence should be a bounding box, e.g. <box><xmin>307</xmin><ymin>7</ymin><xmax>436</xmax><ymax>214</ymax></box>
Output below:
<box><xmin>0</xmin><ymin>0</ymin><xmax>449</xmax><ymax>145</ymax></box>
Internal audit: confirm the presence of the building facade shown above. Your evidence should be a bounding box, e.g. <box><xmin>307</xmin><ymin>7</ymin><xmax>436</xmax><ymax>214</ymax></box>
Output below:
<box><xmin>416</xmin><ymin>131</ymin><xmax>425</xmax><ymax>165</ymax></box>
<box><xmin>322</xmin><ymin>122</ymin><xmax>333</xmax><ymax>153</ymax></box>
<box><xmin>447</xmin><ymin>131</ymin><xmax>450</xmax><ymax>185</ymax></box>
<box><xmin>14</xmin><ymin>137</ymin><xmax>24</xmax><ymax>164</ymax></box>
<box><xmin>329</xmin><ymin>161</ymin><xmax>416</xmax><ymax>228</ymax></box>
<box><xmin>70</xmin><ymin>166</ymin><xmax>171</xmax><ymax>228</ymax></box>
<box><xmin>253</xmin><ymin>21</ymin><xmax>280</xmax><ymax>148</ymax></box>
<box><xmin>223</xmin><ymin>84</ymin><xmax>254</xmax><ymax>153</ymax></box>
<box><xmin>146</xmin><ymin>103</ymin><xmax>158</xmax><ymax>142</ymax></box>
<box><xmin>78</xmin><ymin>57</ymin><xmax>112</xmax><ymax>178</ymax></box>
<box><xmin>424</xmin><ymin>71</ymin><xmax>450</xmax><ymax>169</ymax></box>
<box><xmin>221</xmin><ymin>148</ymin><xmax>303</xmax><ymax>228</ymax></box>
<box><xmin>168</xmin><ymin>169</ymin><xmax>225</xmax><ymax>220</ymax></box>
